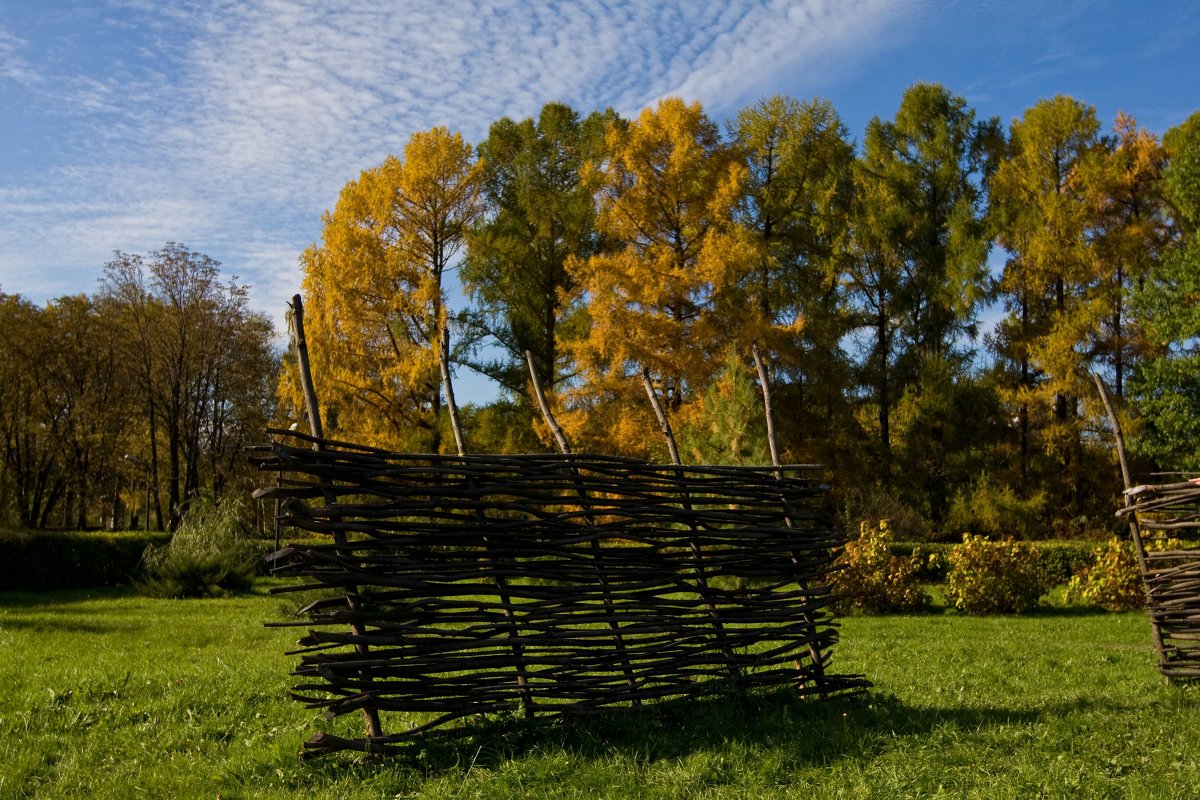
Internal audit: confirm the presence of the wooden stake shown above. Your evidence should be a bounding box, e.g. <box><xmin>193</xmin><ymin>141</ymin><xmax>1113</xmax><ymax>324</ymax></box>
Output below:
<box><xmin>440</xmin><ymin>321</ymin><xmax>466</xmax><ymax>457</ymax></box>
<box><xmin>751</xmin><ymin>343</ymin><xmax>782</xmax><ymax>477</ymax></box>
<box><xmin>1093</xmin><ymin>371</ymin><xmax>1166</xmax><ymax>676</ymax></box>
<box><xmin>526</xmin><ymin>350</ymin><xmax>571</xmax><ymax>455</ymax></box>
<box><xmin>754</xmin><ymin>342</ymin><xmax>826</xmax><ymax>691</ymax></box>
<box><xmin>641</xmin><ymin>368</ymin><xmax>681</xmax><ymax>466</ymax></box>
<box><xmin>288</xmin><ymin>294</ymin><xmax>385</xmax><ymax>746</ymax></box>
<box><xmin>290</xmin><ymin>294</ymin><xmax>324</xmax><ymax>441</ymax></box>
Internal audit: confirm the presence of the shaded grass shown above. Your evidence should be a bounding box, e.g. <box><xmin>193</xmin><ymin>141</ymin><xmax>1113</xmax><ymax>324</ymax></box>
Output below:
<box><xmin>1</xmin><ymin>585</ymin><xmax>1197</xmax><ymax>798</ymax></box>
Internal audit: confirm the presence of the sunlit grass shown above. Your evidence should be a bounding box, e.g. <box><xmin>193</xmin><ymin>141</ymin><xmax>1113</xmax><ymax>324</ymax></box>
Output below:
<box><xmin>1</xmin><ymin>585</ymin><xmax>1197</xmax><ymax>798</ymax></box>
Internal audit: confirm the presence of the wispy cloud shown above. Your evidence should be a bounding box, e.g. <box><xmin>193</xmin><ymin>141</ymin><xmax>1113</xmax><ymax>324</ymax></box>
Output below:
<box><xmin>0</xmin><ymin>0</ymin><xmax>906</xmax><ymax>326</ymax></box>
<box><xmin>0</xmin><ymin>26</ymin><xmax>37</xmax><ymax>84</ymax></box>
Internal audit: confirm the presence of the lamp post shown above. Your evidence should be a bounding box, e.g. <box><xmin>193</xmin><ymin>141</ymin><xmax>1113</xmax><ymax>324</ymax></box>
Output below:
<box><xmin>123</xmin><ymin>454</ymin><xmax>150</xmax><ymax>531</ymax></box>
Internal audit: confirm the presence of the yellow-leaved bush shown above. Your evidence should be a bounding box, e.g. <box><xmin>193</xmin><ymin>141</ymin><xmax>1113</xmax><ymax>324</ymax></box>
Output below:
<box><xmin>1065</xmin><ymin>535</ymin><xmax>1184</xmax><ymax>611</ymax></box>
<box><xmin>1065</xmin><ymin>538</ymin><xmax>1143</xmax><ymax>611</ymax></box>
<box><xmin>830</xmin><ymin>520</ymin><xmax>928</xmax><ymax>614</ymax></box>
<box><xmin>946</xmin><ymin>534</ymin><xmax>1050</xmax><ymax>615</ymax></box>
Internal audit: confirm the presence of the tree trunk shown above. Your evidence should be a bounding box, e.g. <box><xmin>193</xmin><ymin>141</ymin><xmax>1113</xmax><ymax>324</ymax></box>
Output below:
<box><xmin>148</xmin><ymin>394</ymin><xmax>164</xmax><ymax>531</ymax></box>
<box><xmin>751</xmin><ymin>343</ymin><xmax>781</xmax><ymax>473</ymax></box>
<box><xmin>642</xmin><ymin>369</ymin><xmax>681</xmax><ymax>466</ymax></box>
<box><xmin>440</xmin><ymin>321</ymin><xmax>466</xmax><ymax>457</ymax></box>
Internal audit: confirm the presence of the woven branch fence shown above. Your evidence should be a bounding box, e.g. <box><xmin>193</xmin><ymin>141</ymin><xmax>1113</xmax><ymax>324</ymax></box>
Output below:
<box><xmin>1119</xmin><ymin>480</ymin><xmax>1200</xmax><ymax>681</ymax></box>
<box><xmin>1094</xmin><ymin>374</ymin><xmax>1200</xmax><ymax>682</ymax></box>
<box><xmin>251</xmin><ymin>429</ymin><xmax>868</xmax><ymax>757</ymax></box>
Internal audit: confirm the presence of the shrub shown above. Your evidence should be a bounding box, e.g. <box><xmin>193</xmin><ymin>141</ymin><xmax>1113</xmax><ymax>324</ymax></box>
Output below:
<box><xmin>1035</xmin><ymin>540</ymin><xmax>1098</xmax><ymax>585</ymax></box>
<box><xmin>946</xmin><ymin>534</ymin><xmax>1050</xmax><ymax>615</ymax></box>
<box><xmin>1065</xmin><ymin>538</ymin><xmax>1144</xmax><ymax>611</ymax></box>
<box><xmin>886</xmin><ymin>540</ymin><xmax>1095</xmax><ymax>585</ymax></box>
<box><xmin>0</xmin><ymin>529</ymin><xmax>171</xmax><ymax>590</ymax></box>
<box><xmin>137</xmin><ymin>497</ymin><xmax>259</xmax><ymax>598</ymax></box>
<box><xmin>1065</xmin><ymin>535</ymin><xmax>1186</xmax><ymax>611</ymax></box>
<box><xmin>0</xmin><ymin>527</ymin><xmax>174</xmax><ymax>592</ymax></box>
<box><xmin>831</xmin><ymin>520</ymin><xmax>929</xmax><ymax>614</ymax></box>
<box><xmin>942</xmin><ymin>474</ymin><xmax>1046</xmax><ymax>540</ymax></box>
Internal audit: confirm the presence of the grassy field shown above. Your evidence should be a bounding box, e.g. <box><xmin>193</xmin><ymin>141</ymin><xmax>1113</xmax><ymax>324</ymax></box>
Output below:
<box><xmin>1</xmin><ymin>584</ymin><xmax>1198</xmax><ymax>799</ymax></box>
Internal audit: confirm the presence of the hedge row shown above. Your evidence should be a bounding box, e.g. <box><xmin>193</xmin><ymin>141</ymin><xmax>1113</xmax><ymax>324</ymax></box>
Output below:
<box><xmin>0</xmin><ymin>530</ymin><xmax>171</xmax><ymax>591</ymax></box>
<box><xmin>889</xmin><ymin>539</ymin><xmax>1097</xmax><ymax>584</ymax></box>
<box><xmin>0</xmin><ymin>529</ymin><xmax>1106</xmax><ymax>595</ymax></box>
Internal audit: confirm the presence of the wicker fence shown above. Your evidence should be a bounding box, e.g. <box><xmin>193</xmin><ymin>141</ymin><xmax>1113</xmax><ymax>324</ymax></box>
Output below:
<box><xmin>1094</xmin><ymin>374</ymin><xmax>1200</xmax><ymax>682</ymax></box>
<box><xmin>1119</xmin><ymin>479</ymin><xmax>1200</xmax><ymax>681</ymax></box>
<box><xmin>251</xmin><ymin>429</ymin><xmax>868</xmax><ymax>757</ymax></box>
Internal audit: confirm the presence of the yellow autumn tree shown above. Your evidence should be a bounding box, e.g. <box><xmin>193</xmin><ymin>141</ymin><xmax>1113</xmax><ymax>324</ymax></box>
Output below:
<box><xmin>284</xmin><ymin>127</ymin><xmax>483</xmax><ymax>452</ymax></box>
<box><xmin>562</xmin><ymin>97</ymin><xmax>750</xmax><ymax>457</ymax></box>
<box><xmin>1083</xmin><ymin>113</ymin><xmax>1169</xmax><ymax>397</ymax></box>
<box><xmin>990</xmin><ymin>96</ymin><xmax>1109</xmax><ymax>503</ymax></box>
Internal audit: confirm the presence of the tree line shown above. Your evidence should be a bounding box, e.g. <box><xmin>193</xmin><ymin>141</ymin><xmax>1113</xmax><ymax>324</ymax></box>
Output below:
<box><xmin>0</xmin><ymin>244</ymin><xmax>276</xmax><ymax>530</ymax></box>
<box><xmin>285</xmin><ymin>83</ymin><xmax>1200</xmax><ymax>540</ymax></box>
<box><xmin>4</xmin><ymin>84</ymin><xmax>1193</xmax><ymax>538</ymax></box>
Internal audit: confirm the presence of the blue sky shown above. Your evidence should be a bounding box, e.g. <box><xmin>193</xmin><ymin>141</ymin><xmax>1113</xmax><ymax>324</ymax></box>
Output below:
<box><xmin>1</xmin><ymin>0</ymin><xmax>1197</xmax><ymax>399</ymax></box>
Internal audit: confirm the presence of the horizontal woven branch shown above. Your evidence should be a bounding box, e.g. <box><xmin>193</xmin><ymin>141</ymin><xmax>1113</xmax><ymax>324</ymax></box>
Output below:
<box><xmin>254</xmin><ymin>430</ymin><xmax>868</xmax><ymax>756</ymax></box>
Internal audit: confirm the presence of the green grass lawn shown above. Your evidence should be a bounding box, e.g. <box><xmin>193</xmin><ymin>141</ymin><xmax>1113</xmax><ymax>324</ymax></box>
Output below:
<box><xmin>1</xmin><ymin>585</ymin><xmax>1197</xmax><ymax>799</ymax></box>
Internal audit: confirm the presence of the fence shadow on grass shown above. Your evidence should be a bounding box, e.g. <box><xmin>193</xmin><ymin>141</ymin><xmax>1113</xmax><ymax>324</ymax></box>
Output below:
<box><xmin>319</xmin><ymin>686</ymin><xmax>1089</xmax><ymax>776</ymax></box>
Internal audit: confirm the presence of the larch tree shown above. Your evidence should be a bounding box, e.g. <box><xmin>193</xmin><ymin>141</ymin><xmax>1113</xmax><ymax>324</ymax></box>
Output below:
<box><xmin>848</xmin><ymin>82</ymin><xmax>1000</xmax><ymax>500</ymax></box>
<box><xmin>563</xmin><ymin>97</ymin><xmax>750</xmax><ymax>457</ymax></box>
<box><xmin>463</xmin><ymin>103</ymin><xmax>610</xmax><ymax>400</ymax></box>
<box><xmin>1083</xmin><ymin>113</ymin><xmax>1169</xmax><ymax>398</ymax></box>
<box><xmin>1130</xmin><ymin>111</ymin><xmax>1200</xmax><ymax>469</ymax></box>
<box><xmin>294</xmin><ymin>127</ymin><xmax>483</xmax><ymax>453</ymax></box>
<box><xmin>989</xmin><ymin>95</ymin><xmax>1108</xmax><ymax>496</ymax></box>
<box><xmin>730</xmin><ymin>95</ymin><xmax>856</xmax><ymax>463</ymax></box>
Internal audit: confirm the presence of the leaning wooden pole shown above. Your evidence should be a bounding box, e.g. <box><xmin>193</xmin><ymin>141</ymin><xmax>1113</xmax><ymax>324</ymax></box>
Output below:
<box><xmin>641</xmin><ymin>368</ymin><xmax>682</xmax><ymax>466</ymax></box>
<box><xmin>1091</xmin><ymin>373</ymin><xmax>1147</xmax><ymax>562</ymax></box>
<box><xmin>289</xmin><ymin>294</ymin><xmax>385</xmax><ymax>747</ymax></box>
<box><xmin>526</xmin><ymin>351</ymin><xmax>572</xmax><ymax>456</ymax></box>
<box><xmin>751</xmin><ymin>343</ymin><xmax>782</xmax><ymax>478</ymax></box>
<box><xmin>439</xmin><ymin>320</ymin><xmax>466</xmax><ymax>457</ymax></box>
<box><xmin>753</xmin><ymin>341</ymin><xmax>828</xmax><ymax>690</ymax></box>
<box><xmin>445</xmin><ymin>341</ymin><xmax>531</xmax><ymax>719</ymax></box>
<box><xmin>292</xmin><ymin>296</ymin><xmax>324</xmax><ymax>442</ymax></box>
<box><xmin>1092</xmin><ymin>371</ymin><xmax>1167</xmax><ymax>673</ymax></box>
<box><xmin>640</xmin><ymin>367</ymin><xmax>743</xmax><ymax>686</ymax></box>
<box><xmin>525</xmin><ymin>350</ymin><xmax>640</xmax><ymax>704</ymax></box>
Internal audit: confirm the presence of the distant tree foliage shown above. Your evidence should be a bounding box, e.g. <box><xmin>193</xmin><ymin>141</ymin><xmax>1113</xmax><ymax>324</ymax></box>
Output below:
<box><xmin>0</xmin><ymin>244</ymin><xmax>275</xmax><ymax>530</ymax></box>
<box><xmin>12</xmin><ymin>89</ymin><xmax>1197</xmax><ymax>541</ymax></box>
<box><xmin>283</xmin><ymin>91</ymin><xmax>1200</xmax><ymax>538</ymax></box>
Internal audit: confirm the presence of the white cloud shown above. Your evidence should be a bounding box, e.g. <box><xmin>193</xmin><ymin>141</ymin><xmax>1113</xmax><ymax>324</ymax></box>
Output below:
<box><xmin>0</xmin><ymin>0</ymin><xmax>907</xmax><ymax>325</ymax></box>
<box><xmin>0</xmin><ymin>26</ymin><xmax>37</xmax><ymax>84</ymax></box>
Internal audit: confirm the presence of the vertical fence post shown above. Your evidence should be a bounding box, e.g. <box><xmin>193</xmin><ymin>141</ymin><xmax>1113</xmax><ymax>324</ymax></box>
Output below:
<box><xmin>289</xmin><ymin>294</ymin><xmax>385</xmax><ymax>746</ymax></box>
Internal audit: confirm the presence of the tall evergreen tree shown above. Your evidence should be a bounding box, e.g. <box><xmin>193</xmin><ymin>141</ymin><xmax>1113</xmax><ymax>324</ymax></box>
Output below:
<box><xmin>463</xmin><ymin>103</ymin><xmax>611</xmax><ymax>399</ymax></box>
<box><xmin>730</xmin><ymin>95</ymin><xmax>857</xmax><ymax>462</ymax></box>
<box><xmin>848</xmin><ymin>83</ymin><xmax>1000</xmax><ymax>509</ymax></box>
<box><xmin>1130</xmin><ymin>112</ymin><xmax>1200</xmax><ymax>469</ymax></box>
